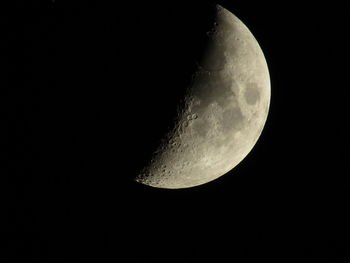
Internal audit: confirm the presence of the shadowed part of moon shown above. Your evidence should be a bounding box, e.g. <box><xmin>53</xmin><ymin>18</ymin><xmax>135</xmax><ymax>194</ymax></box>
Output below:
<box><xmin>201</xmin><ymin>40</ymin><xmax>227</xmax><ymax>71</ymax></box>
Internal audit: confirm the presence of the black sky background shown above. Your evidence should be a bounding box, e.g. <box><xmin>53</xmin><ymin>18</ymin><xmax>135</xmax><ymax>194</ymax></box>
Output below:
<box><xmin>0</xmin><ymin>1</ymin><xmax>348</xmax><ymax>262</ymax></box>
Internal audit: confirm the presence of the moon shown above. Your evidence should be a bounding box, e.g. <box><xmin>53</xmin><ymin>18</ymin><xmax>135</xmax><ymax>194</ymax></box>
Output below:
<box><xmin>135</xmin><ymin>5</ymin><xmax>270</xmax><ymax>189</ymax></box>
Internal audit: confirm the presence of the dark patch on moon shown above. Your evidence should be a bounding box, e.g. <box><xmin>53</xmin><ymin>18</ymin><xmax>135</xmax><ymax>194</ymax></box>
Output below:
<box><xmin>191</xmin><ymin>71</ymin><xmax>236</xmax><ymax>112</ymax></box>
<box><xmin>244</xmin><ymin>83</ymin><xmax>260</xmax><ymax>105</ymax></box>
<box><xmin>222</xmin><ymin>107</ymin><xmax>244</xmax><ymax>133</ymax></box>
<box><xmin>192</xmin><ymin>118</ymin><xmax>209</xmax><ymax>138</ymax></box>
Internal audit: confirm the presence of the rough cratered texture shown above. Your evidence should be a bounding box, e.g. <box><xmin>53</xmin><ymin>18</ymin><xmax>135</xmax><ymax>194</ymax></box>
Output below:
<box><xmin>135</xmin><ymin>5</ymin><xmax>270</xmax><ymax>189</ymax></box>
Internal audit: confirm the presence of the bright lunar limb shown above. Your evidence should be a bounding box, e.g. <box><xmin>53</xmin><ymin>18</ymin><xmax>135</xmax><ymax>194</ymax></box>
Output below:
<box><xmin>135</xmin><ymin>5</ymin><xmax>271</xmax><ymax>189</ymax></box>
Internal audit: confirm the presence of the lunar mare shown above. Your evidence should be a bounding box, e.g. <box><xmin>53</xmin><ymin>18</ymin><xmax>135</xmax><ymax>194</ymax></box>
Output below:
<box><xmin>135</xmin><ymin>5</ymin><xmax>270</xmax><ymax>189</ymax></box>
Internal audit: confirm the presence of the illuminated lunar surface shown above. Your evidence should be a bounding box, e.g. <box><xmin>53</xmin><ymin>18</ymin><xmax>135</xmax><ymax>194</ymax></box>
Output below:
<box><xmin>135</xmin><ymin>5</ymin><xmax>270</xmax><ymax>189</ymax></box>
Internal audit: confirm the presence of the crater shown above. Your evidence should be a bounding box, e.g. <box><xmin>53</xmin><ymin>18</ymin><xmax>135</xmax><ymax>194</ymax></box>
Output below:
<box><xmin>244</xmin><ymin>83</ymin><xmax>260</xmax><ymax>105</ymax></box>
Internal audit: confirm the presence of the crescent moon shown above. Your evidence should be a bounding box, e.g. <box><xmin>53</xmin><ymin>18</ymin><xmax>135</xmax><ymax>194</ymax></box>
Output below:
<box><xmin>135</xmin><ymin>5</ymin><xmax>271</xmax><ymax>189</ymax></box>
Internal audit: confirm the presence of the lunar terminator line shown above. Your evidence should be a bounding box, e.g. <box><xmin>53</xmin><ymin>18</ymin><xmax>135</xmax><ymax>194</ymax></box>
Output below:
<box><xmin>135</xmin><ymin>5</ymin><xmax>270</xmax><ymax>189</ymax></box>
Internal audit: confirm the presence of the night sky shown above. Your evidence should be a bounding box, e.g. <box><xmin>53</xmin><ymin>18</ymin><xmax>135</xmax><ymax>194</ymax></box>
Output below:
<box><xmin>1</xmin><ymin>1</ymin><xmax>348</xmax><ymax>262</ymax></box>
